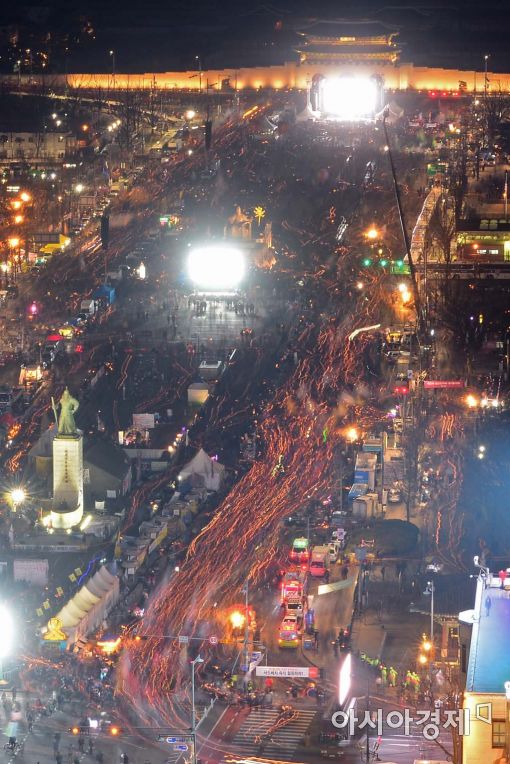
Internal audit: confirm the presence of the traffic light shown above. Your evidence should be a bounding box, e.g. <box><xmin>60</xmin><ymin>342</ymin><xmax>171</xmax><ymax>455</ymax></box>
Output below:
<box><xmin>380</xmin><ymin>259</ymin><xmax>388</xmax><ymax>267</ymax></box>
<box><xmin>362</xmin><ymin>258</ymin><xmax>372</xmax><ymax>267</ymax></box>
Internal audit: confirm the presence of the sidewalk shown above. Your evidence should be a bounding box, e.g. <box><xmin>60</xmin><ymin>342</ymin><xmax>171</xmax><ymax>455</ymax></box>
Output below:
<box><xmin>351</xmin><ymin>567</ymin><xmax>429</xmax><ymax>674</ymax></box>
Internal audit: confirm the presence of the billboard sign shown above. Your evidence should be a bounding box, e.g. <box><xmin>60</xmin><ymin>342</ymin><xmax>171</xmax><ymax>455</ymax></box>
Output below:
<box><xmin>256</xmin><ymin>666</ymin><xmax>317</xmax><ymax>679</ymax></box>
<box><xmin>14</xmin><ymin>558</ymin><xmax>49</xmax><ymax>586</ymax></box>
<box><xmin>133</xmin><ymin>413</ymin><xmax>155</xmax><ymax>429</ymax></box>
<box><xmin>424</xmin><ymin>380</ymin><xmax>465</xmax><ymax>389</ymax></box>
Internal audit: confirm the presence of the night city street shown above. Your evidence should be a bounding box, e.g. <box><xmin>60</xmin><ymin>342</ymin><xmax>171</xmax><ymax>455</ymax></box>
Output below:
<box><xmin>0</xmin><ymin>3</ymin><xmax>509</xmax><ymax>764</ymax></box>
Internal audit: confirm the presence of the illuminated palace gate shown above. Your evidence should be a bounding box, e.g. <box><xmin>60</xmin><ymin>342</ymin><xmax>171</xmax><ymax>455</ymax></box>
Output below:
<box><xmin>300</xmin><ymin>20</ymin><xmax>398</xmax><ymax>114</ymax></box>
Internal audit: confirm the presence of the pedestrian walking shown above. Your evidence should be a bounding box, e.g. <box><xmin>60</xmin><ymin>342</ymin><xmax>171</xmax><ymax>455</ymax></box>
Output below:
<box><xmin>313</xmin><ymin>629</ymin><xmax>320</xmax><ymax>649</ymax></box>
<box><xmin>499</xmin><ymin>569</ymin><xmax>507</xmax><ymax>589</ymax></box>
<box><xmin>485</xmin><ymin>595</ymin><xmax>492</xmax><ymax>617</ymax></box>
<box><xmin>381</xmin><ymin>565</ymin><xmax>386</xmax><ymax>581</ymax></box>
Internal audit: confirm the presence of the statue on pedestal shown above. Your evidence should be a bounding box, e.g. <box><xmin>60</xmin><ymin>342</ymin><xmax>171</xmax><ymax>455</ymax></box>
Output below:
<box><xmin>52</xmin><ymin>388</ymin><xmax>79</xmax><ymax>436</ymax></box>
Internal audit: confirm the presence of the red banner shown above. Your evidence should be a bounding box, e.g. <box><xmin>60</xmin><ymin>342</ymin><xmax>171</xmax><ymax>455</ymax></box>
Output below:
<box><xmin>424</xmin><ymin>380</ymin><xmax>465</xmax><ymax>389</ymax></box>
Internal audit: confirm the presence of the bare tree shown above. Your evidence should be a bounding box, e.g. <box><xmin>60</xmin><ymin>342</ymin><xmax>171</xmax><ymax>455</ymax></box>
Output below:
<box><xmin>482</xmin><ymin>89</ymin><xmax>510</xmax><ymax>144</ymax></box>
<box><xmin>429</xmin><ymin>195</ymin><xmax>457</xmax><ymax>279</ymax></box>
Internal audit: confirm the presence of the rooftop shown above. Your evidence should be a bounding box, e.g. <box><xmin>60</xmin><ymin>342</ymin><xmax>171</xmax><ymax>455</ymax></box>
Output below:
<box><xmin>297</xmin><ymin>20</ymin><xmax>399</xmax><ymax>41</ymax></box>
<box><xmin>85</xmin><ymin>439</ymin><xmax>130</xmax><ymax>481</ymax></box>
<box><xmin>463</xmin><ymin>573</ymin><xmax>510</xmax><ymax>693</ymax></box>
<box><xmin>458</xmin><ymin>218</ymin><xmax>510</xmax><ymax>232</ymax></box>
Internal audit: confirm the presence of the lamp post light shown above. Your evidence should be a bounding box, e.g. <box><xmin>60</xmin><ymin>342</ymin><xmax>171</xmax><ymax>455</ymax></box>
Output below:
<box><xmin>365</xmin><ymin>226</ymin><xmax>379</xmax><ymax>241</ymax></box>
<box><xmin>195</xmin><ymin>55</ymin><xmax>202</xmax><ymax>94</ymax></box>
<box><xmin>109</xmin><ymin>50</ymin><xmax>116</xmax><ymax>88</ymax></box>
<box><xmin>190</xmin><ymin>654</ymin><xmax>204</xmax><ymax>764</ymax></box>
<box><xmin>8</xmin><ymin>237</ymin><xmax>20</xmax><ymax>283</ymax></box>
<box><xmin>424</xmin><ymin>579</ymin><xmax>435</xmax><ymax>664</ymax></box>
<box><xmin>484</xmin><ymin>54</ymin><xmax>489</xmax><ymax>145</ymax></box>
<box><xmin>10</xmin><ymin>488</ymin><xmax>26</xmax><ymax>513</ymax></box>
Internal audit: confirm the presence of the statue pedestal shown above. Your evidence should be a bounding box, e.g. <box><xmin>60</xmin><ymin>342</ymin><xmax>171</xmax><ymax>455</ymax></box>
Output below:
<box><xmin>51</xmin><ymin>433</ymin><xmax>84</xmax><ymax>530</ymax></box>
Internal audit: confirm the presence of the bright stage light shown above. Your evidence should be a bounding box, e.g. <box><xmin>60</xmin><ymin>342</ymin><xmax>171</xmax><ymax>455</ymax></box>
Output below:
<box><xmin>338</xmin><ymin>653</ymin><xmax>351</xmax><ymax>706</ymax></box>
<box><xmin>321</xmin><ymin>77</ymin><xmax>377</xmax><ymax>120</ymax></box>
<box><xmin>187</xmin><ymin>245</ymin><xmax>245</xmax><ymax>291</ymax></box>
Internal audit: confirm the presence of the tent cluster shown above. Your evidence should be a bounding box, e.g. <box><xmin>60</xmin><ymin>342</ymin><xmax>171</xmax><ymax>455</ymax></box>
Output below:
<box><xmin>179</xmin><ymin>448</ymin><xmax>225</xmax><ymax>492</ymax></box>
<box><xmin>42</xmin><ymin>565</ymin><xmax>119</xmax><ymax>648</ymax></box>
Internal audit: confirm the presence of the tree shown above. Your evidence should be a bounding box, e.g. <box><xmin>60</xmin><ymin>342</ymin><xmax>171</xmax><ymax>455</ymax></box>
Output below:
<box><xmin>482</xmin><ymin>89</ymin><xmax>510</xmax><ymax>145</ymax></box>
<box><xmin>400</xmin><ymin>424</ymin><xmax>421</xmax><ymax>523</ymax></box>
<box><xmin>428</xmin><ymin>194</ymin><xmax>457</xmax><ymax>300</ymax></box>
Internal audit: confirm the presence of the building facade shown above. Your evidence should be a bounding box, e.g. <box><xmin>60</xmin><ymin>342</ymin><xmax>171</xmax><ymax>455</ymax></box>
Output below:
<box><xmin>459</xmin><ymin>570</ymin><xmax>510</xmax><ymax>763</ymax></box>
<box><xmin>0</xmin><ymin>130</ymin><xmax>76</xmax><ymax>161</ymax></box>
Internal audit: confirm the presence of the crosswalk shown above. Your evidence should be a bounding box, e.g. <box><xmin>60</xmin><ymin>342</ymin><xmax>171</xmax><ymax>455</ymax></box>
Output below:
<box><xmin>230</xmin><ymin>707</ymin><xmax>317</xmax><ymax>760</ymax></box>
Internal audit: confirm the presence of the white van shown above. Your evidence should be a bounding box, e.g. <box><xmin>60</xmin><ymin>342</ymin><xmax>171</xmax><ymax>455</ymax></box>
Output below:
<box><xmin>328</xmin><ymin>542</ymin><xmax>341</xmax><ymax>563</ymax></box>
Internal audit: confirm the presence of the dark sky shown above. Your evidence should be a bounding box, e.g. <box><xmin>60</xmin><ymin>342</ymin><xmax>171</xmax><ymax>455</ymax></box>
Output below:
<box><xmin>4</xmin><ymin>0</ymin><xmax>510</xmax><ymax>72</ymax></box>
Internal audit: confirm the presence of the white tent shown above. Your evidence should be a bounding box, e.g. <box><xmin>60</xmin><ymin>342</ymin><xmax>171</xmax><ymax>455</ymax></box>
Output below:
<box><xmin>44</xmin><ymin>565</ymin><xmax>119</xmax><ymax>647</ymax></box>
<box><xmin>179</xmin><ymin>448</ymin><xmax>225</xmax><ymax>492</ymax></box>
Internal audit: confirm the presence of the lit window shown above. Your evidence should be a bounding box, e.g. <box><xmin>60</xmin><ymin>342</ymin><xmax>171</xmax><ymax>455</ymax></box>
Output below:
<box><xmin>492</xmin><ymin>720</ymin><xmax>505</xmax><ymax>747</ymax></box>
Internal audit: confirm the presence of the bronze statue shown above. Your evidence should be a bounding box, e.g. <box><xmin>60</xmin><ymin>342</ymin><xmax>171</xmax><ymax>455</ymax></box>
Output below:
<box><xmin>52</xmin><ymin>388</ymin><xmax>79</xmax><ymax>436</ymax></box>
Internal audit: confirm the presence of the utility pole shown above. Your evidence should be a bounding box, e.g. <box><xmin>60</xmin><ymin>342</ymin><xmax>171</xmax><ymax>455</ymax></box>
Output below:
<box><xmin>484</xmin><ymin>54</ymin><xmax>489</xmax><ymax>146</ymax></box>
<box><xmin>505</xmin><ymin>170</ymin><xmax>508</xmax><ymax>221</ymax></box>
<box><xmin>366</xmin><ymin>679</ymin><xmax>370</xmax><ymax>763</ymax></box>
<box><xmin>110</xmin><ymin>50</ymin><xmax>116</xmax><ymax>90</ymax></box>
<box><xmin>190</xmin><ymin>654</ymin><xmax>204</xmax><ymax>764</ymax></box>
<box><xmin>242</xmin><ymin>580</ymin><xmax>249</xmax><ymax>672</ymax></box>
<box><xmin>429</xmin><ymin>579</ymin><xmax>435</xmax><ymax>649</ymax></box>
<box><xmin>195</xmin><ymin>55</ymin><xmax>202</xmax><ymax>94</ymax></box>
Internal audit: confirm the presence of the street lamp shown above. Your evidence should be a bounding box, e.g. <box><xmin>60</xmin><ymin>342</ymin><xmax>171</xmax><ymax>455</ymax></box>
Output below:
<box><xmin>109</xmin><ymin>49</ymin><xmax>116</xmax><ymax>85</ymax></box>
<box><xmin>365</xmin><ymin>226</ymin><xmax>379</xmax><ymax>241</ymax></box>
<box><xmin>195</xmin><ymin>55</ymin><xmax>202</xmax><ymax>94</ymax></box>
<box><xmin>10</xmin><ymin>488</ymin><xmax>25</xmax><ymax>511</ymax></box>
<box><xmin>424</xmin><ymin>579</ymin><xmax>435</xmax><ymax>657</ymax></box>
<box><xmin>191</xmin><ymin>654</ymin><xmax>204</xmax><ymax>764</ymax></box>
<box><xmin>74</xmin><ymin>183</ymin><xmax>84</xmax><ymax>194</ymax></box>
<box><xmin>346</xmin><ymin>427</ymin><xmax>359</xmax><ymax>443</ymax></box>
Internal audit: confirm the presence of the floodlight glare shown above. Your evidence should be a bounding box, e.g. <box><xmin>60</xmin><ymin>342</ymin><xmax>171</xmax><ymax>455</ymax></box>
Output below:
<box><xmin>0</xmin><ymin>605</ymin><xmax>13</xmax><ymax>658</ymax></box>
<box><xmin>187</xmin><ymin>246</ymin><xmax>245</xmax><ymax>291</ymax></box>
<box><xmin>321</xmin><ymin>77</ymin><xmax>377</xmax><ymax>120</ymax></box>
<box><xmin>10</xmin><ymin>488</ymin><xmax>25</xmax><ymax>505</ymax></box>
